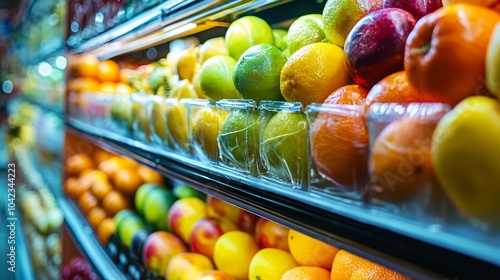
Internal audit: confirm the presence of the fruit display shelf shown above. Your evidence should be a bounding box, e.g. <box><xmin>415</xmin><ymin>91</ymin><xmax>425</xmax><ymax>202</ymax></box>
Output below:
<box><xmin>65</xmin><ymin>117</ymin><xmax>500</xmax><ymax>280</ymax></box>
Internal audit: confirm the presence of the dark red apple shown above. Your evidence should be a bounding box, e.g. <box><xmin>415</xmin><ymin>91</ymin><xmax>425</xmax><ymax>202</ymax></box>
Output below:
<box><xmin>344</xmin><ymin>8</ymin><xmax>416</xmax><ymax>89</ymax></box>
<box><xmin>383</xmin><ymin>0</ymin><xmax>442</xmax><ymax>20</ymax></box>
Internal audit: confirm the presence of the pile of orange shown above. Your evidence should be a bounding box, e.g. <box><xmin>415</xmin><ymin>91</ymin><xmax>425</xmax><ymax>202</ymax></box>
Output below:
<box><xmin>63</xmin><ymin>149</ymin><xmax>164</xmax><ymax>244</ymax></box>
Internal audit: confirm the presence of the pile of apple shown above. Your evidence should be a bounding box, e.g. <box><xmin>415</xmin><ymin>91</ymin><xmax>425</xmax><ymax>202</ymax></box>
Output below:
<box><xmin>111</xmin><ymin>182</ymin><xmax>292</xmax><ymax>279</ymax></box>
<box><xmin>61</xmin><ymin>256</ymin><xmax>97</xmax><ymax>280</ymax></box>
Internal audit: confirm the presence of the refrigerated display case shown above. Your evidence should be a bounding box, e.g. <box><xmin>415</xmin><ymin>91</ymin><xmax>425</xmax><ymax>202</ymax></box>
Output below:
<box><xmin>7</xmin><ymin>0</ymin><xmax>500</xmax><ymax>279</ymax></box>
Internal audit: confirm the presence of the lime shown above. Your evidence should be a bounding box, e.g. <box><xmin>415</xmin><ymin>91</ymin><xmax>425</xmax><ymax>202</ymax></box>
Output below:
<box><xmin>225</xmin><ymin>16</ymin><xmax>274</xmax><ymax>60</ymax></box>
<box><xmin>273</xmin><ymin>29</ymin><xmax>288</xmax><ymax>51</ymax></box>
<box><xmin>322</xmin><ymin>0</ymin><xmax>373</xmax><ymax>48</ymax></box>
<box><xmin>199</xmin><ymin>55</ymin><xmax>240</xmax><ymax>102</ymax></box>
<box><xmin>233</xmin><ymin>43</ymin><xmax>287</xmax><ymax>104</ymax></box>
<box><xmin>262</xmin><ymin>111</ymin><xmax>308</xmax><ymax>184</ymax></box>
<box><xmin>219</xmin><ymin>109</ymin><xmax>259</xmax><ymax>174</ymax></box>
<box><xmin>287</xmin><ymin>14</ymin><xmax>327</xmax><ymax>55</ymax></box>
<box><xmin>199</xmin><ymin>37</ymin><xmax>229</xmax><ymax>64</ymax></box>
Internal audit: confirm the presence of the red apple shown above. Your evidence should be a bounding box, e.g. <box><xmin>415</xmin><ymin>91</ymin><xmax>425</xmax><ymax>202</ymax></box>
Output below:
<box><xmin>190</xmin><ymin>217</ymin><xmax>239</xmax><ymax>260</ymax></box>
<box><xmin>166</xmin><ymin>252</ymin><xmax>215</xmax><ymax>280</ymax></box>
<box><xmin>195</xmin><ymin>270</ymin><xmax>236</xmax><ymax>280</ymax></box>
<box><xmin>142</xmin><ymin>231</ymin><xmax>187</xmax><ymax>277</ymax></box>
<box><xmin>168</xmin><ymin>197</ymin><xmax>208</xmax><ymax>243</ymax></box>
<box><xmin>383</xmin><ymin>0</ymin><xmax>442</xmax><ymax>20</ymax></box>
<box><xmin>254</xmin><ymin>218</ymin><xmax>290</xmax><ymax>251</ymax></box>
<box><xmin>206</xmin><ymin>196</ymin><xmax>258</xmax><ymax>234</ymax></box>
<box><xmin>344</xmin><ymin>8</ymin><xmax>416</xmax><ymax>89</ymax></box>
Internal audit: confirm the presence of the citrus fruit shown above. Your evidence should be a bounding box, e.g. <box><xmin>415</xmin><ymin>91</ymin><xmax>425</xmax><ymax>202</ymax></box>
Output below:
<box><xmin>167</xmin><ymin>100</ymin><xmax>189</xmax><ymax>151</ymax></box>
<box><xmin>249</xmin><ymin>248</ymin><xmax>297</xmax><ymax>280</ymax></box>
<box><xmin>112</xmin><ymin>168</ymin><xmax>144</xmax><ymax>198</ymax></box>
<box><xmin>322</xmin><ymin>0</ymin><xmax>382</xmax><ymax>48</ymax></box>
<box><xmin>78</xmin><ymin>191</ymin><xmax>98</xmax><ymax>214</ymax></box>
<box><xmin>432</xmin><ymin>96</ymin><xmax>500</xmax><ymax>225</ymax></box>
<box><xmin>261</xmin><ymin>111</ymin><xmax>308</xmax><ymax>184</ymax></box>
<box><xmin>200</xmin><ymin>37</ymin><xmax>229</xmax><ymax>64</ymax></box>
<box><xmin>90</xmin><ymin>177</ymin><xmax>113</xmax><ymax>201</ymax></box>
<box><xmin>405</xmin><ymin>4</ymin><xmax>500</xmax><ymax>106</ymax></box>
<box><xmin>219</xmin><ymin>109</ymin><xmax>260</xmax><ymax>174</ymax></box>
<box><xmin>102</xmin><ymin>190</ymin><xmax>132</xmax><ymax>216</ymax></box>
<box><xmin>74</xmin><ymin>54</ymin><xmax>99</xmax><ymax>78</ymax></box>
<box><xmin>177</xmin><ymin>47</ymin><xmax>199</xmax><ymax>81</ymax></box>
<box><xmin>365</xmin><ymin>71</ymin><xmax>442</xmax><ymax>109</ymax></box>
<box><xmin>64</xmin><ymin>177</ymin><xmax>87</xmax><ymax>199</ymax></box>
<box><xmin>442</xmin><ymin>0</ymin><xmax>500</xmax><ymax>11</ymax></box>
<box><xmin>96</xmin><ymin>218</ymin><xmax>115</xmax><ymax>245</ymax></box>
<box><xmin>191</xmin><ymin>107</ymin><xmax>226</xmax><ymax>161</ymax></box>
<box><xmin>97</xmin><ymin>60</ymin><xmax>121</xmax><ymax>82</ymax></box>
<box><xmin>281</xmin><ymin>266</ymin><xmax>330</xmax><ymax>280</ymax></box>
<box><xmin>99</xmin><ymin>82</ymin><xmax>117</xmax><ymax>94</ymax></box>
<box><xmin>199</xmin><ymin>55</ymin><xmax>240</xmax><ymax>102</ymax></box>
<box><xmin>287</xmin><ymin>14</ymin><xmax>327</xmax><ymax>54</ymax></box>
<box><xmin>166</xmin><ymin>252</ymin><xmax>214</xmax><ymax>280</ymax></box>
<box><xmin>137</xmin><ymin>165</ymin><xmax>164</xmax><ymax>184</ymax></box>
<box><xmin>68</xmin><ymin>77</ymin><xmax>100</xmax><ymax>93</ymax></box>
<box><xmin>310</xmin><ymin>85</ymin><xmax>369</xmax><ymax>188</ymax></box>
<box><xmin>225</xmin><ymin>16</ymin><xmax>274</xmax><ymax>60</ymax></box>
<box><xmin>214</xmin><ymin>231</ymin><xmax>260</xmax><ymax>279</ymax></box>
<box><xmin>272</xmin><ymin>29</ymin><xmax>288</xmax><ymax>51</ymax></box>
<box><xmin>66</xmin><ymin>153</ymin><xmax>95</xmax><ymax>177</ymax></box>
<box><xmin>350</xmin><ymin>260</ymin><xmax>410</xmax><ymax>280</ymax></box>
<box><xmin>280</xmin><ymin>43</ymin><xmax>350</xmax><ymax>107</ymax></box>
<box><xmin>190</xmin><ymin>217</ymin><xmax>239</xmax><ymax>261</ymax></box>
<box><xmin>191</xmin><ymin>71</ymin><xmax>207</xmax><ymax>98</ymax></box>
<box><xmin>288</xmin><ymin>229</ymin><xmax>339</xmax><ymax>270</ymax></box>
<box><xmin>171</xmin><ymin>79</ymin><xmax>199</xmax><ymax>99</ymax></box>
<box><xmin>233</xmin><ymin>43</ymin><xmax>286</xmax><ymax>104</ymax></box>
<box><xmin>151</xmin><ymin>101</ymin><xmax>169</xmax><ymax>143</ymax></box>
<box><xmin>87</xmin><ymin>207</ymin><xmax>108</xmax><ymax>229</ymax></box>
<box><xmin>487</xmin><ymin>22</ymin><xmax>500</xmax><ymax>98</ymax></box>
<box><xmin>370</xmin><ymin>117</ymin><xmax>438</xmax><ymax>202</ymax></box>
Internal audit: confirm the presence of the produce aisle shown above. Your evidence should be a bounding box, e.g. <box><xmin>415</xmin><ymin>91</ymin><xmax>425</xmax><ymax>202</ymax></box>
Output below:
<box><xmin>3</xmin><ymin>0</ymin><xmax>500</xmax><ymax>279</ymax></box>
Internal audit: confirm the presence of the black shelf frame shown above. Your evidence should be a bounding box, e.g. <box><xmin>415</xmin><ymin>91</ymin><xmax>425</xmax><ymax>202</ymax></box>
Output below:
<box><xmin>65</xmin><ymin>119</ymin><xmax>500</xmax><ymax>280</ymax></box>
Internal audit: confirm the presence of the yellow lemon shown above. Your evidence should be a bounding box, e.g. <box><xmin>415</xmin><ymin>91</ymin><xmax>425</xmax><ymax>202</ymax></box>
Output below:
<box><xmin>248</xmin><ymin>248</ymin><xmax>297</xmax><ymax>280</ymax></box>
<box><xmin>214</xmin><ymin>231</ymin><xmax>260</xmax><ymax>279</ymax></box>
<box><xmin>280</xmin><ymin>43</ymin><xmax>351</xmax><ymax>107</ymax></box>
<box><xmin>191</xmin><ymin>107</ymin><xmax>226</xmax><ymax>161</ymax></box>
<box><xmin>432</xmin><ymin>96</ymin><xmax>500</xmax><ymax>227</ymax></box>
<box><xmin>166</xmin><ymin>100</ymin><xmax>189</xmax><ymax>151</ymax></box>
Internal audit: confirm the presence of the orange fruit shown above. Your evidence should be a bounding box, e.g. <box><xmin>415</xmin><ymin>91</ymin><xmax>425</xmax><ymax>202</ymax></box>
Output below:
<box><xmin>87</xmin><ymin>207</ymin><xmax>108</xmax><ymax>229</ymax></box>
<box><xmin>77</xmin><ymin>170</ymin><xmax>108</xmax><ymax>190</ymax></box>
<box><xmin>112</xmin><ymin>168</ymin><xmax>144</xmax><ymax>197</ymax></box>
<box><xmin>137</xmin><ymin>165</ymin><xmax>164</xmax><ymax>184</ymax></box>
<box><xmin>365</xmin><ymin>71</ymin><xmax>443</xmax><ymax>109</ymax></box>
<box><xmin>99</xmin><ymin>82</ymin><xmax>117</xmax><ymax>94</ymax></box>
<box><xmin>288</xmin><ymin>229</ymin><xmax>339</xmax><ymax>270</ymax></box>
<box><xmin>370</xmin><ymin>117</ymin><xmax>437</xmax><ymax>202</ymax></box>
<box><xmin>405</xmin><ymin>4</ymin><xmax>500</xmax><ymax>106</ymax></box>
<box><xmin>98</xmin><ymin>157</ymin><xmax>128</xmax><ymax>178</ymax></box>
<box><xmin>330</xmin><ymin>250</ymin><xmax>367</xmax><ymax>280</ymax></box>
<box><xmin>92</xmin><ymin>149</ymin><xmax>114</xmax><ymax>165</ymax></box>
<box><xmin>78</xmin><ymin>191</ymin><xmax>99</xmax><ymax>214</ymax></box>
<box><xmin>90</xmin><ymin>178</ymin><xmax>113</xmax><ymax>201</ymax></box>
<box><xmin>443</xmin><ymin>0</ymin><xmax>500</xmax><ymax>12</ymax></box>
<box><xmin>102</xmin><ymin>190</ymin><xmax>132</xmax><ymax>216</ymax></box>
<box><xmin>97</xmin><ymin>218</ymin><xmax>115</xmax><ymax>245</ymax></box>
<box><xmin>280</xmin><ymin>42</ymin><xmax>351</xmax><ymax>107</ymax></box>
<box><xmin>310</xmin><ymin>85</ymin><xmax>369</xmax><ymax>187</ymax></box>
<box><xmin>76</xmin><ymin>54</ymin><xmax>99</xmax><ymax>78</ymax></box>
<box><xmin>350</xmin><ymin>260</ymin><xmax>410</xmax><ymax>280</ymax></box>
<box><xmin>66</xmin><ymin>153</ymin><xmax>95</xmax><ymax>177</ymax></box>
<box><xmin>64</xmin><ymin>177</ymin><xmax>88</xmax><ymax>199</ymax></box>
<box><xmin>97</xmin><ymin>60</ymin><xmax>121</xmax><ymax>83</ymax></box>
<box><xmin>282</xmin><ymin>266</ymin><xmax>330</xmax><ymax>280</ymax></box>
<box><xmin>67</xmin><ymin>77</ymin><xmax>100</xmax><ymax>93</ymax></box>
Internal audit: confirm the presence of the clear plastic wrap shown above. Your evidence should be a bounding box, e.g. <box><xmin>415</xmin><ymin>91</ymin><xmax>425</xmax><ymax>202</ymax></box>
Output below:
<box><xmin>258</xmin><ymin>101</ymin><xmax>308</xmax><ymax>190</ymax></box>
